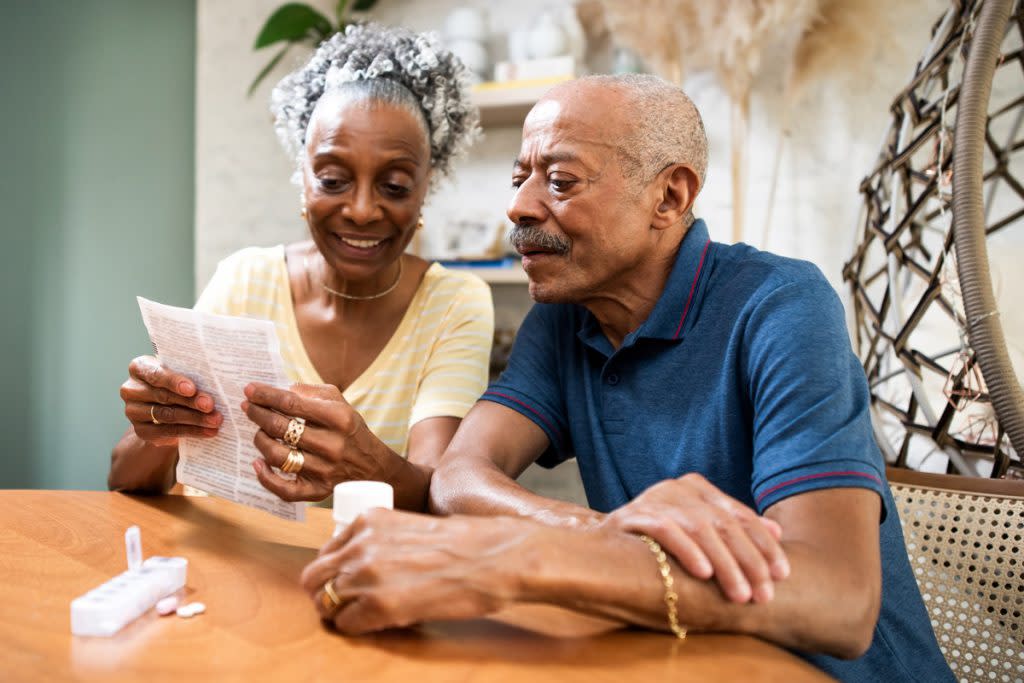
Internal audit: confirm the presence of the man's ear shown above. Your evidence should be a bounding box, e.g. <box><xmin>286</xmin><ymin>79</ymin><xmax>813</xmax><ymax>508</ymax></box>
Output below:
<box><xmin>651</xmin><ymin>164</ymin><xmax>701</xmax><ymax>230</ymax></box>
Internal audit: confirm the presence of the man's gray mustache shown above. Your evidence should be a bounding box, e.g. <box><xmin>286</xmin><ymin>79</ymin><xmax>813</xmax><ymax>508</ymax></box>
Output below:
<box><xmin>508</xmin><ymin>224</ymin><xmax>571</xmax><ymax>255</ymax></box>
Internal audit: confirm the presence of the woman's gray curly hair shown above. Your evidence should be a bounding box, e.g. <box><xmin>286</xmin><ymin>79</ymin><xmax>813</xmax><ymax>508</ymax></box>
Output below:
<box><xmin>270</xmin><ymin>22</ymin><xmax>480</xmax><ymax>187</ymax></box>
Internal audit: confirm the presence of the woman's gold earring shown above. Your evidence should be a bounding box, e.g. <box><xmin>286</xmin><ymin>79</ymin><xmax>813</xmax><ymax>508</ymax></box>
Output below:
<box><xmin>300</xmin><ymin>206</ymin><xmax>308</xmax><ymax>219</ymax></box>
<box><xmin>416</xmin><ymin>216</ymin><xmax>424</xmax><ymax>230</ymax></box>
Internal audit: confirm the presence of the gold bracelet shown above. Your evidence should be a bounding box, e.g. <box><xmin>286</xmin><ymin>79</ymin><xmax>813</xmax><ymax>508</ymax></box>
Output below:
<box><xmin>639</xmin><ymin>534</ymin><xmax>687</xmax><ymax>640</ymax></box>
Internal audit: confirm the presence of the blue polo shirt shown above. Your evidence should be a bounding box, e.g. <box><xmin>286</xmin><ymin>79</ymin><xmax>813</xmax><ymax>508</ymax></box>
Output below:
<box><xmin>482</xmin><ymin>220</ymin><xmax>952</xmax><ymax>682</ymax></box>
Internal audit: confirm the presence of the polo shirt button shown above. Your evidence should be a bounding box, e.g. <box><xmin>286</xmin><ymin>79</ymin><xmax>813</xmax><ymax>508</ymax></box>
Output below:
<box><xmin>606</xmin><ymin>373</ymin><xmax>620</xmax><ymax>385</ymax></box>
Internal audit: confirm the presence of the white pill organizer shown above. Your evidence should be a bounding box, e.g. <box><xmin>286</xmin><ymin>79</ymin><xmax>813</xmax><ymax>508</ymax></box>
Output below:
<box><xmin>70</xmin><ymin>527</ymin><xmax>188</xmax><ymax>637</ymax></box>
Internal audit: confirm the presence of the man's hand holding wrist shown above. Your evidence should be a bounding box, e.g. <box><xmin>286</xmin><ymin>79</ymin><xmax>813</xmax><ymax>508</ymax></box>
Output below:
<box><xmin>600</xmin><ymin>473</ymin><xmax>790</xmax><ymax>604</ymax></box>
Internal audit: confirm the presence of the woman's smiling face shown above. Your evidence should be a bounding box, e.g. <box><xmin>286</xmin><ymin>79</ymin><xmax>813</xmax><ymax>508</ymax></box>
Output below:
<box><xmin>302</xmin><ymin>93</ymin><xmax>431</xmax><ymax>289</ymax></box>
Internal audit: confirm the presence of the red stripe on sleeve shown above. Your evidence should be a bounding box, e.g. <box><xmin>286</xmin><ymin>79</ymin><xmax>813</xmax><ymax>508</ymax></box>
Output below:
<box><xmin>483</xmin><ymin>391</ymin><xmax>561</xmax><ymax>439</ymax></box>
<box><xmin>755</xmin><ymin>470</ymin><xmax>881</xmax><ymax>505</ymax></box>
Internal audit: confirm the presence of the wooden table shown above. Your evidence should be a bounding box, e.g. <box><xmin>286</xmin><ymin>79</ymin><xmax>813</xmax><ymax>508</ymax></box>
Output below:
<box><xmin>0</xmin><ymin>491</ymin><xmax>833</xmax><ymax>682</ymax></box>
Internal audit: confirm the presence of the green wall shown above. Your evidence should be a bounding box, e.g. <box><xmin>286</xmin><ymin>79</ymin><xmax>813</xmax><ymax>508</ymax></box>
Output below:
<box><xmin>1</xmin><ymin>1</ymin><xmax>196</xmax><ymax>489</ymax></box>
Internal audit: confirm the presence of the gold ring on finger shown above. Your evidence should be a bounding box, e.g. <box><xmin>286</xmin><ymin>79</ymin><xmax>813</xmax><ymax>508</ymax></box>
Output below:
<box><xmin>321</xmin><ymin>578</ymin><xmax>342</xmax><ymax>614</ymax></box>
<box><xmin>150</xmin><ymin>405</ymin><xmax>162</xmax><ymax>425</ymax></box>
<box><xmin>283</xmin><ymin>416</ymin><xmax>306</xmax><ymax>448</ymax></box>
<box><xmin>280</xmin><ymin>448</ymin><xmax>304</xmax><ymax>475</ymax></box>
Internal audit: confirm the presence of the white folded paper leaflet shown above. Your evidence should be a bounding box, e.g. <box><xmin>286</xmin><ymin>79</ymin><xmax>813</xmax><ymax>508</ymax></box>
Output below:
<box><xmin>137</xmin><ymin>297</ymin><xmax>305</xmax><ymax>522</ymax></box>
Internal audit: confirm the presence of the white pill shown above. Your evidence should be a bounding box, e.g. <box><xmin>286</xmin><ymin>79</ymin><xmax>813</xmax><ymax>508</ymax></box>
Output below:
<box><xmin>176</xmin><ymin>601</ymin><xmax>206</xmax><ymax>618</ymax></box>
<box><xmin>156</xmin><ymin>596</ymin><xmax>179</xmax><ymax>616</ymax></box>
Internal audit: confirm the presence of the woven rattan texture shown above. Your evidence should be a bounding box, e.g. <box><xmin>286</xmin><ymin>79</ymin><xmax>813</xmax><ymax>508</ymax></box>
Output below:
<box><xmin>844</xmin><ymin>0</ymin><xmax>1024</xmax><ymax>476</ymax></box>
<box><xmin>892</xmin><ymin>483</ymin><xmax>1023</xmax><ymax>681</ymax></box>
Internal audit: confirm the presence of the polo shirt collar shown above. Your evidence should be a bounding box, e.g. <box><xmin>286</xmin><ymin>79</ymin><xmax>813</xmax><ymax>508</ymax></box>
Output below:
<box><xmin>638</xmin><ymin>219</ymin><xmax>713</xmax><ymax>341</ymax></box>
<box><xmin>577</xmin><ymin>219</ymin><xmax>713</xmax><ymax>353</ymax></box>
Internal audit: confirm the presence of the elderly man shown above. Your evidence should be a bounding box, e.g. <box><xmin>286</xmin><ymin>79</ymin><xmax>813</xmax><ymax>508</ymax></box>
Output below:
<box><xmin>301</xmin><ymin>75</ymin><xmax>952</xmax><ymax>682</ymax></box>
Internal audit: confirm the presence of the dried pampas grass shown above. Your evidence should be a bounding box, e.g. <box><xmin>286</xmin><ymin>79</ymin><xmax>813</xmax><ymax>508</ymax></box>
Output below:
<box><xmin>788</xmin><ymin>0</ymin><xmax>891</xmax><ymax>97</ymax></box>
<box><xmin>592</xmin><ymin>0</ymin><xmax>701</xmax><ymax>83</ymax></box>
<box><xmin>700</xmin><ymin>1</ymin><xmax>819</xmax><ymax>102</ymax></box>
<box><xmin>595</xmin><ymin>0</ymin><xmax>818</xmax><ymax>95</ymax></box>
<box><xmin>594</xmin><ymin>0</ymin><xmax>820</xmax><ymax>242</ymax></box>
<box><xmin>585</xmin><ymin>0</ymin><xmax>900</xmax><ymax>244</ymax></box>
<box><xmin>694</xmin><ymin>0</ymin><xmax>819</xmax><ymax>243</ymax></box>
<box><xmin>589</xmin><ymin>0</ymin><xmax>895</xmax><ymax>109</ymax></box>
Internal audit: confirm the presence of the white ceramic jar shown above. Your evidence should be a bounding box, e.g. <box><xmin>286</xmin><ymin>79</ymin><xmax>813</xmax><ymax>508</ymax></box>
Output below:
<box><xmin>445</xmin><ymin>7</ymin><xmax>488</xmax><ymax>42</ymax></box>
<box><xmin>526</xmin><ymin>12</ymin><xmax>568</xmax><ymax>59</ymax></box>
<box><xmin>448</xmin><ymin>39</ymin><xmax>488</xmax><ymax>81</ymax></box>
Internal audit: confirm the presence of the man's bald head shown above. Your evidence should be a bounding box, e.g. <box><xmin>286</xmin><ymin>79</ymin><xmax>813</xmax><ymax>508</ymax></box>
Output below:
<box><xmin>510</xmin><ymin>75</ymin><xmax>707</xmax><ymax>305</ymax></box>
<box><xmin>541</xmin><ymin>74</ymin><xmax>708</xmax><ymax>190</ymax></box>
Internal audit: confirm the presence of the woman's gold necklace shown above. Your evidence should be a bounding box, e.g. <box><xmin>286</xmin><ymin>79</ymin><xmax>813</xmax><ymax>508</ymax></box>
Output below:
<box><xmin>304</xmin><ymin>254</ymin><xmax>403</xmax><ymax>301</ymax></box>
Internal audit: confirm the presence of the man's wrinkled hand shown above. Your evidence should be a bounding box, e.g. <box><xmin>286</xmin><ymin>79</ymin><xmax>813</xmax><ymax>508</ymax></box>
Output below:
<box><xmin>300</xmin><ymin>509</ymin><xmax>535</xmax><ymax>634</ymax></box>
<box><xmin>601</xmin><ymin>473</ymin><xmax>790</xmax><ymax>604</ymax></box>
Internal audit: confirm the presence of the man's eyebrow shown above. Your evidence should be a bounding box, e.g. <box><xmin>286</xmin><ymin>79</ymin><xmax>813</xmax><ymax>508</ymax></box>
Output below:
<box><xmin>513</xmin><ymin>151</ymin><xmax>585</xmax><ymax>169</ymax></box>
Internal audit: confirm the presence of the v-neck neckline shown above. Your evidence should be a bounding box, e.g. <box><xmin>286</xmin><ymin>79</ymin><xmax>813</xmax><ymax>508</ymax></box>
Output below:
<box><xmin>276</xmin><ymin>245</ymin><xmax>440</xmax><ymax>399</ymax></box>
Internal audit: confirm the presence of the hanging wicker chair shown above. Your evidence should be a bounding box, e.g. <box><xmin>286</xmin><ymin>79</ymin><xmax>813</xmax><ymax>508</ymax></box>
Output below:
<box><xmin>844</xmin><ymin>0</ymin><xmax>1024</xmax><ymax>479</ymax></box>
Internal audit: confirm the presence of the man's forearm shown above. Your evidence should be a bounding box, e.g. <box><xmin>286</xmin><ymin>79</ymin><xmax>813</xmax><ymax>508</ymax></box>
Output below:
<box><xmin>430</xmin><ymin>455</ymin><xmax>602</xmax><ymax>528</ymax></box>
<box><xmin>516</xmin><ymin>527</ymin><xmax>879</xmax><ymax>659</ymax></box>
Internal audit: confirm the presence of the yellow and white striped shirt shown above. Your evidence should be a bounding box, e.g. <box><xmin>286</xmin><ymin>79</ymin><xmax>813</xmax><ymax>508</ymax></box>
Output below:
<box><xmin>194</xmin><ymin>245</ymin><xmax>494</xmax><ymax>456</ymax></box>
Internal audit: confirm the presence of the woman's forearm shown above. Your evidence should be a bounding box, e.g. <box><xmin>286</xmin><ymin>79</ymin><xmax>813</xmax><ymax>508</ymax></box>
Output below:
<box><xmin>108</xmin><ymin>428</ymin><xmax>178</xmax><ymax>493</ymax></box>
<box><xmin>380</xmin><ymin>450</ymin><xmax>433</xmax><ymax>511</ymax></box>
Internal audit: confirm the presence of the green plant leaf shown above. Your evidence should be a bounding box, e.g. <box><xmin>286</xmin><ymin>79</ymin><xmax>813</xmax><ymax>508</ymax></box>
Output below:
<box><xmin>335</xmin><ymin>0</ymin><xmax>349</xmax><ymax>24</ymax></box>
<box><xmin>253</xmin><ymin>3</ymin><xmax>332</xmax><ymax>49</ymax></box>
<box><xmin>247</xmin><ymin>44</ymin><xmax>290</xmax><ymax>97</ymax></box>
<box><xmin>352</xmin><ymin>0</ymin><xmax>377</xmax><ymax>11</ymax></box>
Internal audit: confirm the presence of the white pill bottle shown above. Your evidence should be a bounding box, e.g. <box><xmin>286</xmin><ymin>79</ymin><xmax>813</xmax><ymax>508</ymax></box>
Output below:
<box><xmin>332</xmin><ymin>481</ymin><xmax>394</xmax><ymax>537</ymax></box>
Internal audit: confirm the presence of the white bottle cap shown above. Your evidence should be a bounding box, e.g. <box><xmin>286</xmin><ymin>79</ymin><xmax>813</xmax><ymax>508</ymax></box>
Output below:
<box><xmin>332</xmin><ymin>481</ymin><xmax>393</xmax><ymax>536</ymax></box>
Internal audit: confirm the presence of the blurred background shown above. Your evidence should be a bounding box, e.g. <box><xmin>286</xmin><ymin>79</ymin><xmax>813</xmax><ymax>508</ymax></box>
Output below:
<box><xmin>2</xmin><ymin>0</ymin><xmax>1018</xmax><ymax>492</ymax></box>
<box><xmin>2</xmin><ymin>2</ymin><xmax>195</xmax><ymax>489</ymax></box>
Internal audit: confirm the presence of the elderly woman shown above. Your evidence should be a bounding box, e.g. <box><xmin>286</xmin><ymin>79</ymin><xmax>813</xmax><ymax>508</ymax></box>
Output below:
<box><xmin>108</xmin><ymin>24</ymin><xmax>492</xmax><ymax>511</ymax></box>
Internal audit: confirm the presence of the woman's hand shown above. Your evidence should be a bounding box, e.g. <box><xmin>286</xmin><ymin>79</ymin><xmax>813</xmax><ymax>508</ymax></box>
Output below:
<box><xmin>119</xmin><ymin>355</ymin><xmax>222</xmax><ymax>447</ymax></box>
<box><xmin>242</xmin><ymin>382</ymin><xmax>391</xmax><ymax>502</ymax></box>
<box><xmin>300</xmin><ymin>508</ymin><xmax>532</xmax><ymax>634</ymax></box>
<box><xmin>600</xmin><ymin>473</ymin><xmax>790</xmax><ymax>604</ymax></box>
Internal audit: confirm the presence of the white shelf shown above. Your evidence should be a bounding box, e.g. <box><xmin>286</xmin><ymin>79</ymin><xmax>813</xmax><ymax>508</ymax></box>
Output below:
<box><xmin>472</xmin><ymin>78</ymin><xmax>571</xmax><ymax>127</ymax></box>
